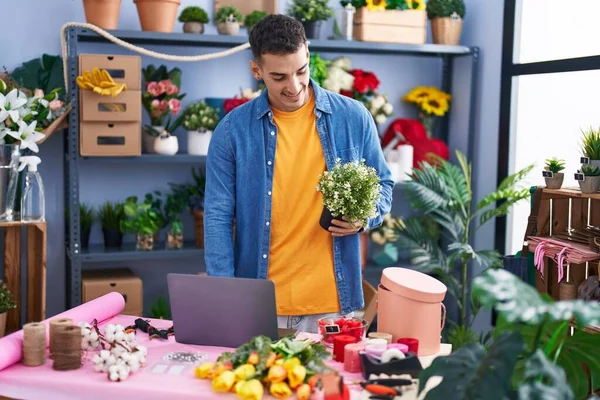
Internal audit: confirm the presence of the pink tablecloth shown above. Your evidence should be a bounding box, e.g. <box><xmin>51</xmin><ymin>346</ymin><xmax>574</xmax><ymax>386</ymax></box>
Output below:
<box><xmin>0</xmin><ymin>315</ymin><xmax>364</xmax><ymax>400</ymax></box>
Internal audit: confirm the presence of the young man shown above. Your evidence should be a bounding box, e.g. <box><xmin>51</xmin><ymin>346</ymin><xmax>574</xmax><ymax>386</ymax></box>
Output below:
<box><xmin>204</xmin><ymin>14</ymin><xmax>393</xmax><ymax>333</ymax></box>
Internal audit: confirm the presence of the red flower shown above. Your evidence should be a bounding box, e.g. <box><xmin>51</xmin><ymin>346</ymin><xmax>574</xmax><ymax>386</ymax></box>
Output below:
<box><xmin>224</xmin><ymin>98</ymin><xmax>250</xmax><ymax>113</ymax></box>
<box><xmin>349</xmin><ymin>69</ymin><xmax>380</xmax><ymax>94</ymax></box>
<box><xmin>340</xmin><ymin>90</ymin><xmax>353</xmax><ymax>98</ymax></box>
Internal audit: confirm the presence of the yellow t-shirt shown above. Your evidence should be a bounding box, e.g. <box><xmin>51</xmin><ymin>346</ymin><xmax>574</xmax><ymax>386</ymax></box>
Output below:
<box><xmin>267</xmin><ymin>90</ymin><xmax>341</xmax><ymax>316</ymax></box>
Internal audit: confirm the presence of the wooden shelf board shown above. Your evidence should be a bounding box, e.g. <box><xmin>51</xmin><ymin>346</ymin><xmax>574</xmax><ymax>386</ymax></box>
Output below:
<box><xmin>543</xmin><ymin>187</ymin><xmax>600</xmax><ymax>200</ymax></box>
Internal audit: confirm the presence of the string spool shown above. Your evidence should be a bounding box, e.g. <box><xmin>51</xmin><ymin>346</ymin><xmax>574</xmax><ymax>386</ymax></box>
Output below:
<box><xmin>368</xmin><ymin>332</ymin><xmax>392</xmax><ymax>344</ymax></box>
<box><xmin>49</xmin><ymin>318</ymin><xmax>73</xmax><ymax>360</ymax></box>
<box><xmin>22</xmin><ymin>322</ymin><xmax>46</xmax><ymax>367</ymax></box>
<box><xmin>52</xmin><ymin>325</ymin><xmax>83</xmax><ymax>371</ymax></box>
<box><xmin>559</xmin><ymin>282</ymin><xmax>578</xmax><ymax>300</ymax></box>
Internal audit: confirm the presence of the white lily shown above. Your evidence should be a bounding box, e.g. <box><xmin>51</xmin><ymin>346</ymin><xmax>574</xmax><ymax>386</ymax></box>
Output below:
<box><xmin>0</xmin><ymin>89</ymin><xmax>28</xmax><ymax>124</ymax></box>
<box><xmin>8</xmin><ymin>120</ymin><xmax>45</xmax><ymax>153</ymax></box>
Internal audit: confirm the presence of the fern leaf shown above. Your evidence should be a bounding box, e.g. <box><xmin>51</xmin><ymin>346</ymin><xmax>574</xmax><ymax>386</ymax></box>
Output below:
<box><xmin>474</xmin><ymin>250</ymin><xmax>503</xmax><ymax>269</ymax></box>
<box><xmin>497</xmin><ymin>163</ymin><xmax>535</xmax><ymax>191</ymax></box>
<box><xmin>402</xmin><ymin>181</ymin><xmax>448</xmax><ymax>213</ymax></box>
<box><xmin>394</xmin><ymin>217</ymin><xmax>447</xmax><ymax>272</ymax></box>
<box><xmin>455</xmin><ymin>150</ymin><xmax>473</xmax><ymax>197</ymax></box>
<box><xmin>438</xmin><ymin>159</ymin><xmax>471</xmax><ymax>207</ymax></box>
<box><xmin>478</xmin><ymin>191</ymin><xmax>530</xmax><ymax>227</ymax></box>
<box><xmin>430</xmin><ymin>209</ymin><xmax>464</xmax><ymax>242</ymax></box>
<box><xmin>476</xmin><ymin>188</ymin><xmax>529</xmax><ymax>211</ymax></box>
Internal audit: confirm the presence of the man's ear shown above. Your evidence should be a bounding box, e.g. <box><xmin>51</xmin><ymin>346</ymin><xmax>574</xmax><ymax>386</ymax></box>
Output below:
<box><xmin>249</xmin><ymin>59</ymin><xmax>261</xmax><ymax>80</ymax></box>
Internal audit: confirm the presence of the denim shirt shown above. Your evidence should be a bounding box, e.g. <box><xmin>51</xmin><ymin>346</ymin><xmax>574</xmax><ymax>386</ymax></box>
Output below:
<box><xmin>204</xmin><ymin>79</ymin><xmax>394</xmax><ymax>314</ymax></box>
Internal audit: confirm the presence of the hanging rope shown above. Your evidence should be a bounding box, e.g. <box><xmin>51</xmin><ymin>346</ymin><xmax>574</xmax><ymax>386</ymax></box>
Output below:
<box><xmin>60</xmin><ymin>22</ymin><xmax>251</xmax><ymax>92</ymax></box>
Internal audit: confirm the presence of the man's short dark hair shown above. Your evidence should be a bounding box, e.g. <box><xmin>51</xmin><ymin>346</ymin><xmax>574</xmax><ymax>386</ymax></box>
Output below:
<box><xmin>249</xmin><ymin>14</ymin><xmax>307</xmax><ymax>61</ymax></box>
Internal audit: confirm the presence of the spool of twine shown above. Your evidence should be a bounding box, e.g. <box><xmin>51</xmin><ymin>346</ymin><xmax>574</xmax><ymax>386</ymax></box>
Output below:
<box><xmin>559</xmin><ymin>282</ymin><xmax>578</xmax><ymax>300</ymax></box>
<box><xmin>52</xmin><ymin>325</ymin><xmax>83</xmax><ymax>371</ymax></box>
<box><xmin>49</xmin><ymin>318</ymin><xmax>73</xmax><ymax>360</ymax></box>
<box><xmin>22</xmin><ymin>322</ymin><xmax>46</xmax><ymax>367</ymax></box>
<box><xmin>368</xmin><ymin>332</ymin><xmax>393</xmax><ymax>344</ymax></box>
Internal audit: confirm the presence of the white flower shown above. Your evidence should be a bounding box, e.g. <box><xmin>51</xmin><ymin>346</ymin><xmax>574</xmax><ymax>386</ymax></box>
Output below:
<box><xmin>323</xmin><ymin>67</ymin><xmax>355</xmax><ymax>93</ymax></box>
<box><xmin>375</xmin><ymin>114</ymin><xmax>387</xmax><ymax>125</ymax></box>
<box><xmin>330</xmin><ymin>57</ymin><xmax>352</xmax><ymax>70</ymax></box>
<box><xmin>371</xmin><ymin>95</ymin><xmax>385</xmax><ymax>110</ymax></box>
<box><xmin>108</xmin><ymin>363</ymin><xmax>130</xmax><ymax>382</ymax></box>
<box><xmin>8</xmin><ymin>120</ymin><xmax>45</xmax><ymax>152</ymax></box>
<box><xmin>0</xmin><ymin>89</ymin><xmax>27</xmax><ymax>124</ymax></box>
<box><xmin>383</xmin><ymin>103</ymin><xmax>393</xmax><ymax>115</ymax></box>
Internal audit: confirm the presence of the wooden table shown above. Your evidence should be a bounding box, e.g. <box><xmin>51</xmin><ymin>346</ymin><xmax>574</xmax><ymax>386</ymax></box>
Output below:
<box><xmin>1</xmin><ymin>221</ymin><xmax>46</xmax><ymax>333</ymax></box>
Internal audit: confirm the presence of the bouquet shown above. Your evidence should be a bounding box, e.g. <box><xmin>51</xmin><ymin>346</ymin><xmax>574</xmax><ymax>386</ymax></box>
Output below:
<box><xmin>224</xmin><ymin>88</ymin><xmax>262</xmax><ymax>114</ymax></box>
<box><xmin>194</xmin><ymin>335</ymin><xmax>331</xmax><ymax>400</ymax></box>
<box><xmin>402</xmin><ymin>86</ymin><xmax>451</xmax><ymax>137</ymax></box>
<box><xmin>323</xmin><ymin>57</ymin><xmax>393</xmax><ymax>125</ymax></box>
<box><xmin>0</xmin><ymin>77</ymin><xmax>68</xmax><ymax>152</ymax></box>
<box><xmin>316</xmin><ymin>159</ymin><xmax>382</xmax><ymax>227</ymax></box>
<box><xmin>141</xmin><ymin>64</ymin><xmax>186</xmax><ymax>136</ymax></box>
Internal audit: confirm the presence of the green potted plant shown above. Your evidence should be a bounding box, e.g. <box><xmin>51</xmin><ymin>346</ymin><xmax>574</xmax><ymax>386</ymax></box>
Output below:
<box><xmin>80</xmin><ymin>203</ymin><xmax>95</xmax><ymax>248</ymax></box>
<box><xmin>577</xmin><ymin>164</ymin><xmax>600</xmax><ymax>194</ymax></box>
<box><xmin>149</xmin><ymin>296</ymin><xmax>171</xmax><ymax>319</ymax></box>
<box><xmin>418</xmin><ymin>268</ymin><xmax>600</xmax><ymax>399</ymax></box>
<box><xmin>164</xmin><ymin>192</ymin><xmax>187</xmax><ymax>250</ymax></box>
<box><xmin>287</xmin><ymin>0</ymin><xmax>335</xmax><ymax>39</ymax></box>
<box><xmin>543</xmin><ymin>157</ymin><xmax>566</xmax><ymax>189</ymax></box>
<box><xmin>182</xmin><ymin>100</ymin><xmax>220</xmax><ymax>156</ymax></box>
<box><xmin>214</xmin><ymin>6</ymin><xmax>244</xmax><ymax>35</ymax></box>
<box><xmin>244</xmin><ymin>10</ymin><xmax>267</xmax><ymax>32</ymax></box>
<box><xmin>0</xmin><ymin>280</ymin><xmax>16</xmax><ymax>338</ymax></box>
<box><xmin>580</xmin><ymin>126</ymin><xmax>600</xmax><ymax>167</ymax></box>
<box><xmin>169</xmin><ymin>167</ymin><xmax>205</xmax><ymax>248</ymax></box>
<box><xmin>178</xmin><ymin>6</ymin><xmax>209</xmax><ymax>34</ymax></box>
<box><xmin>120</xmin><ymin>196</ymin><xmax>162</xmax><ymax>251</ymax></box>
<box><xmin>98</xmin><ymin>201</ymin><xmax>125</xmax><ymax>248</ymax></box>
<box><xmin>426</xmin><ymin>0</ymin><xmax>466</xmax><ymax>45</ymax></box>
<box><xmin>316</xmin><ymin>159</ymin><xmax>382</xmax><ymax>231</ymax></box>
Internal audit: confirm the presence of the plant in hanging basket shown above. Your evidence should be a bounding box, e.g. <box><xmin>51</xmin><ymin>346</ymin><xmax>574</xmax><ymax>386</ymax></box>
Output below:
<box><xmin>98</xmin><ymin>201</ymin><xmax>125</xmax><ymax>248</ymax></box>
<box><xmin>120</xmin><ymin>196</ymin><xmax>162</xmax><ymax>251</ymax></box>
<box><xmin>543</xmin><ymin>157</ymin><xmax>566</xmax><ymax>190</ymax></box>
<box><xmin>316</xmin><ymin>159</ymin><xmax>382</xmax><ymax>231</ymax></box>
<box><xmin>178</xmin><ymin>6</ymin><xmax>209</xmax><ymax>33</ymax></box>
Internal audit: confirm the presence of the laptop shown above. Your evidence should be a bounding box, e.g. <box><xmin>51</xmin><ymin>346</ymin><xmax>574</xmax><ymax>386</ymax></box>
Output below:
<box><xmin>167</xmin><ymin>273</ymin><xmax>281</xmax><ymax>348</ymax></box>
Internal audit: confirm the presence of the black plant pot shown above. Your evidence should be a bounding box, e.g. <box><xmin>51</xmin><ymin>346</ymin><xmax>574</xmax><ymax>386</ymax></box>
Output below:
<box><xmin>302</xmin><ymin>21</ymin><xmax>322</xmax><ymax>39</ymax></box>
<box><xmin>103</xmin><ymin>227</ymin><xmax>123</xmax><ymax>248</ymax></box>
<box><xmin>81</xmin><ymin>229</ymin><xmax>91</xmax><ymax>248</ymax></box>
<box><xmin>319</xmin><ymin>207</ymin><xmax>336</xmax><ymax>231</ymax></box>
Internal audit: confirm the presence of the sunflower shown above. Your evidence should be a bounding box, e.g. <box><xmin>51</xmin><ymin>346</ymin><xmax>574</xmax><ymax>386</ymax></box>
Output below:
<box><xmin>366</xmin><ymin>0</ymin><xmax>387</xmax><ymax>11</ymax></box>
<box><xmin>421</xmin><ymin>96</ymin><xmax>450</xmax><ymax>116</ymax></box>
<box><xmin>431</xmin><ymin>87</ymin><xmax>452</xmax><ymax>101</ymax></box>
<box><xmin>407</xmin><ymin>0</ymin><xmax>426</xmax><ymax>10</ymax></box>
<box><xmin>402</xmin><ymin>86</ymin><xmax>434</xmax><ymax>104</ymax></box>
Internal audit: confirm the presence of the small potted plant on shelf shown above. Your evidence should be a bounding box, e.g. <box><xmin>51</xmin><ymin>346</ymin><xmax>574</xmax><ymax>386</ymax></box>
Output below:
<box><xmin>164</xmin><ymin>192</ymin><xmax>187</xmax><ymax>250</ymax></box>
<box><xmin>214</xmin><ymin>6</ymin><xmax>244</xmax><ymax>35</ymax></box>
<box><xmin>287</xmin><ymin>0</ymin><xmax>335</xmax><ymax>39</ymax></box>
<box><xmin>0</xmin><ymin>280</ymin><xmax>16</xmax><ymax>338</ymax></box>
<box><xmin>426</xmin><ymin>0</ymin><xmax>466</xmax><ymax>45</ymax></box>
<box><xmin>182</xmin><ymin>101</ymin><xmax>220</xmax><ymax>156</ymax></box>
<box><xmin>98</xmin><ymin>201</ymin><xmax>125</xmax><ymax>248</ymax></box>
<box><xmin>244</xmin><ymin>10</ymin><xmax>268</xmax><ymax>32</ymax></box>
<box><xmin>577</xmin><ymin>164</ymin><xmax>600</xmax><ymax>194</ymax></box>
<box><xmin>80</xmin><ymin>203</ymin><xmax>95</xmax><ymax>248</ymax></box>
<box><xmin>316</xmin><ymin>159</ymin><xmax>382</xmax><ymax>231</ymax></box>
<box><xmin>120</xmin><ymin>196</ymin><xmax>162</xmax><ymax>251</ymax></box>
<box><xmin>178</xmin><ymin>5</ymin><xmax>209</xmax><ymax>34</ymax></box>
<box><xmin>169</xmin><ymin>167</ymin><xmax>205</xmax><ymax>248</ymax></box>
<box><xmin>543</xmin><ymin>157</ymin><xmax>566</xmax><ymax>189</ymax></box>
<box><xmin>141</xmin><ymin>64</ymin><xmax>185</xmax><ymax>154</ymax></box>
<box><xmin>580</xmin><ymin>126</ymin><xmax>600</xmax><ymax>167</ymax></box>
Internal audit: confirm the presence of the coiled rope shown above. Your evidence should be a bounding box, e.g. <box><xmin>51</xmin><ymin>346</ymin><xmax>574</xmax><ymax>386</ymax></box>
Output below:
<box><xmin>60</xmin><ymin>22</ymin><xmax>251</xmax><ymax>92</ymax></box>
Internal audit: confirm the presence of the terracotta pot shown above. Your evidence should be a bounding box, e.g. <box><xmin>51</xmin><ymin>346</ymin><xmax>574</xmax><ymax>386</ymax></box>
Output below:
<box><xmin>0</xmin><ymin>312</ymin><xmax>6</xmax><ymax>338</ymax></box>
<box><xmin>431</xmin><ymin>16</ymin><xmax>463</xmax><ymax>45</ymax></box>
<box><xmin>134</xmin><ymin>0</ymin><xmax>181</xmax><ymax>33</ymax></box>
<box><xmin>217</xmin><ymin>21</ymin><xmax>240</xmax><ymax>35</ymax></box>
<box><xmin>83</xmin><ymin>0</ymin><xmax>122</xmax><ymax>30</ymax></box>
<box><xmin>183</xmin><ymin>22</ymin><xmax>204</xmax><ymax>34</ymax></box>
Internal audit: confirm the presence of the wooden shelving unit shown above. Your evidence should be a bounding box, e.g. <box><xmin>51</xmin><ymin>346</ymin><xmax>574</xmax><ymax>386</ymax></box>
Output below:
<box><xmin>0</xmin><ymin>221</ymin><xmax>46</xmax><ymax>333</ymax></box>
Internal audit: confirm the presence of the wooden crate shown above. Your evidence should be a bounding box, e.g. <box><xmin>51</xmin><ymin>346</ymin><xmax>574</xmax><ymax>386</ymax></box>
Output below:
<box><xmin>353</xmin><ymin>9</ymin><xmax>426</xmax><ymax>44</ymax></box>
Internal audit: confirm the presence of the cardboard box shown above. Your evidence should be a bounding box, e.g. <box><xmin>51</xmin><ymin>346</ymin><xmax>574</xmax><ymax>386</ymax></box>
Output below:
<box><xmin>79</xmin><ymin>54</ymin><xmax>141</xmax><ymax>90</ymax></box>
<box><xmin>82</xmin><ymin>269</ymin><xmax>143</xmax><ymax>314</ymax></box>
<box><xmin>80</xmin><ymin>90</ymin><xmax>142</xmax><ymax>122</ymax></box>
<box><xmin>80</xmin><ymin>121</ymin><xmax>141</xmax><ymax>156</ymax></box>
<box><xmin>353</xmin><ymin>9</ymin><xmax>426</xmax><ymax>44</ymax></box>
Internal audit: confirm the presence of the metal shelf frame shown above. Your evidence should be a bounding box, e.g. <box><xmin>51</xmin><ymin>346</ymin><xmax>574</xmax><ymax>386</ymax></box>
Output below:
<box><xmin>64</xmin><ymin>26</ymin><xmax>479</xmax><ymax>308</ymax></box>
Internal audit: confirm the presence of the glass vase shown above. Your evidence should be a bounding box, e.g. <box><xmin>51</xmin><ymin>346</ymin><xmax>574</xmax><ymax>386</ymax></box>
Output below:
<box><xmin>136</xmin><ymin>233</ymin><xmax>154</xmax><ymax>251</ymax></box>
<box><xmin>417</xmin><ymin>112</ymin><xmax>436</xmax><ymax>138</ymax></box>
<box><xmin>166</xmin><ymin>231</ymin><xmax>183</xmax><ymax>250</ymax></box>
<box><xmin>0</xmin><ymin>144</ymin><xmax>22</xmax><ymax>222</ymax></box>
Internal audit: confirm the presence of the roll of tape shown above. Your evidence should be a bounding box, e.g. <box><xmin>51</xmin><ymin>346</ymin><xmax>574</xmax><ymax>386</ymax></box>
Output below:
<box><xmin>380</xmin><ymin>348</ymin><xmax>406</xmax><ymax>363</ymax></box>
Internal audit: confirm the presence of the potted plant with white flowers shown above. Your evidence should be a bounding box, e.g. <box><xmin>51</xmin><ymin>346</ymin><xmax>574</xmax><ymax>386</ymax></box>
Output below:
<box><xmin>316</xmin><ymin>158</ymin><xmax>382</xmax><ymax>231</ymax></box>
<box><xmin>181</xmin><ymin>101</ymin><xmax>220</xmax><ymax>156</ymax></box>
<box><xmin>0</xmin><ymin>280</ymin><xmax>16</xmax><ymax>337</ymax></box>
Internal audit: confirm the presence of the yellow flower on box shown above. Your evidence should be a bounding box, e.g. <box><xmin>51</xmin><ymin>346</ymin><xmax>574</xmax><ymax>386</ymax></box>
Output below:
<box><xmin>366</xmin><ymin>0</ymin><xmax>387</xmax><ymax>10</ymax></box>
